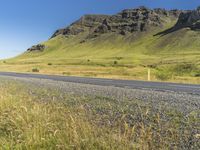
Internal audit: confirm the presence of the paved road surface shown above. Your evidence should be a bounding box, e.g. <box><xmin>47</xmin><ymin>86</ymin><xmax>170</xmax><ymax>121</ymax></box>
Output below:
<box><xmin>0</xmin><ymin>72</ymin><xmax>200</xmax><ymax>95</ymax></box>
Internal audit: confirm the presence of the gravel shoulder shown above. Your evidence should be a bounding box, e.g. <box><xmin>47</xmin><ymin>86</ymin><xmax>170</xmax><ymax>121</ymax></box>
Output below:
<box><xmin>1</xmin><ymin>76</ymin><xmax>199</xmax><ymax>114</ymax></box>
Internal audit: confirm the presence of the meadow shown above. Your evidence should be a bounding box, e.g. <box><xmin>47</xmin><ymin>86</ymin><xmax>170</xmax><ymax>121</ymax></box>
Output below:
<box><xmin>0</xmin><ymin>78</ymin><xmax>199</xmax><ymax>149</ymax></box>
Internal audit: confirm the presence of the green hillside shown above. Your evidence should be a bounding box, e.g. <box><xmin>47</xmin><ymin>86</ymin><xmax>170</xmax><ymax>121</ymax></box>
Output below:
<box><xmin>1</xmin><ymin>7</ymin><xmax>200</xmax><ymax>83</ymax></box>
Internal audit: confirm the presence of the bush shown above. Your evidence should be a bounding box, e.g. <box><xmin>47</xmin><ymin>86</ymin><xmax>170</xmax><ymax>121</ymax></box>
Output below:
<box><xmin>116</xmin><ymin>57</ymin><xmax>123</xmax><ymax>60</ymax></box>
<box><xmin>156</xmin><ymin>71</ymin><xmax>171</xmax><ymax>81</ymax></box>
<box><xmin>114</xmin><ymin>61</ymin><xmax>118</xmax><ymax>65</ymax></box>
<box><xmin>173</xmin><ymin>64</ymin><xmax>197</xmax><ymax>75</ymax></box>
<box><xmin>194</xmin><ymin>73</ymin><xmax>200</xmax><ymax>77</ymax></box>
<box><xmin>32</xmin><ymin>68</ymin><xmax>39</xmax><ymax>72</ymax></box>
<box><xmin>48</xmin><ymin>63</ymin><xmax>53</xmax><ymax>66</ymax></box>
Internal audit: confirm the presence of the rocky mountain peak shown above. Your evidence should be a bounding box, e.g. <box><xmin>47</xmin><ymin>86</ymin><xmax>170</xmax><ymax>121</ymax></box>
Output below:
<box><xmin>51</xmin><ymin>7</ymin><xmax>182</xmax><ymax>39</ymax></box>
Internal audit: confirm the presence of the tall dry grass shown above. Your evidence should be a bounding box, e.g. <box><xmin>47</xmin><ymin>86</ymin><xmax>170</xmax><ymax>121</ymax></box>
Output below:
<box><xmin>0</xmin><ymin>79</ymin><xmax>199</xmax><ymax>149</ymax></box>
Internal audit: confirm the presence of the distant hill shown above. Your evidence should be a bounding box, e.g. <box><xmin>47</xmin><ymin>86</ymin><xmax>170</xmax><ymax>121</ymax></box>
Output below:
<box><xmin>2</xmin><ymin>6</ymin><xmax>200</xmax><ymax>83</ymax></box>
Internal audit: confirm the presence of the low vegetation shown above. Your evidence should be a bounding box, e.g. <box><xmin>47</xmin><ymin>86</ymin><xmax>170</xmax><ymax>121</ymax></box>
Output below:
<box><xmin>47</xmin><ymin>63</ymin><xmax>53</xmax><ymax>66</ymax></box>
<box><xmin>32</xmin><ymin>68</ymin><xmax>40</xmax><ymax>73</ymax></box>
<box><xmin>0</xmin><ymin>78</ymin><xmax>199</xmax><ymax>149</ymax></box>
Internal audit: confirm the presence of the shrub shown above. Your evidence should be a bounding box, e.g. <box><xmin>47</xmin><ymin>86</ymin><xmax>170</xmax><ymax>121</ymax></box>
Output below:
<box><xmin>116</xmin><ymin>57</ymin><xmax>123</xmax><ymax>60</ymax></box>
<box><xmin>173</xmin><ymin>64</ymin><xmax>197</xmax><ymax>75</ymax></box>
<box><xmin>156</xmin><ymin>71</ymin><xmax>171</xmax><ymax>81</ymax></box>
<box><xmin>48</xmin><ymin>63</ymin><xmax>53</xmax><ymax>66</ymax></box>
<box><xmin>194</xmin><ymin>73</ymin><xmax>200</xmax><ymax>77</ymax></box>
<box><xmin>114</xmin><ymin>61</ymin><xmax>118</xmax><ymax>65</ymax></box>
<box><xmin>32</xmin><ymin>68</ymin><xmax>39</xmax><ymax>72</ymax></box>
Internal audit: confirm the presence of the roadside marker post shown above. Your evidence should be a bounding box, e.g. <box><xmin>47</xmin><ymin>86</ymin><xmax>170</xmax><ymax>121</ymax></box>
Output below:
<box><xmin>148</xmin><ymin>68</ymin><xmax>151</xmax><ymax>81</ymax></box>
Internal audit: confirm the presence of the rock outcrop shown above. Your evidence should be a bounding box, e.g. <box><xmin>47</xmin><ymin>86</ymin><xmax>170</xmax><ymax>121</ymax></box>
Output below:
<box><xmin>27</xmin><ymin>44</ymin><xmax>45</xmax><ymax>52</ymax></box>
<box><xmin>51</xmin><ymin>6</ymin><xmax>182</xmax><ymax>38</ymax></box>
<box><xmin>173</xmin><ymin>7</ymin><xmax>200</xmax><ymax>30</ymax></box>
<box><xmin>51</xmin><ymin>15</ymin><xmax>109</xmax><ymax>38</ymax></box>
<box><xmin>155</xmin><ymin>7</ymin><xmax>200</xmax><ymax>36</ymax></box>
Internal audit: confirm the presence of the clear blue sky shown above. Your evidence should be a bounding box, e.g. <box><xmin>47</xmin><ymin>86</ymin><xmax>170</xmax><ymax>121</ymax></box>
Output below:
<box><xmin>0</xmin><ymin>0</ymin><xmax>199</xmax><ymax>59</ymax></box>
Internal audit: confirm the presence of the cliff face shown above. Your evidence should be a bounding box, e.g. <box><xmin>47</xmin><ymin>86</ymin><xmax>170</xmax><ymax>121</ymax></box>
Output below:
<box><xmin>51</xmin><ymin>7</ymin><xmax>182</xmax><ymax>39</ymax></box>
<box><xmin>173</xmin><ymin>8</ymin><xmax>200</xmax><ymax>30</ymax></box>
<box><xmin>51</xmin><ymin>15</ymin><xmax>109</xmax><ymax>38</ymax></box>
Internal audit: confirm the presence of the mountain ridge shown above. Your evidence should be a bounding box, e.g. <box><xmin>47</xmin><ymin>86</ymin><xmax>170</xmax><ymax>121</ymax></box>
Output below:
<box><xmin>51</xmin><ymin>6</ymin><xmax>182</xmax><ymax>39</ymax></box>
<box><xmin>27</xmin><ymin>6</ymin><xmax>184</xmax><ymax>52</ymax></box>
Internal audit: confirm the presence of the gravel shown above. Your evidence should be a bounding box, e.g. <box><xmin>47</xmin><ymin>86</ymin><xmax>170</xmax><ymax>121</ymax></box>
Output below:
<box><xmin>1</xmin><ymin>76</ymin><xmax>199</xmax><ymax>115</ymax></box>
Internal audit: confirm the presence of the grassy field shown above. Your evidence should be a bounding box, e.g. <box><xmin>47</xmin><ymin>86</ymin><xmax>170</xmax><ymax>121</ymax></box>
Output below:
<box><xmin>0</xmin><ymin>78</ymin><xmax>199</xmax><ymax>149</ymax></box>
<box><xmin>1</xmin><ymin>22</ymin><xmax>200</xmax><ymax>84</ymax></box>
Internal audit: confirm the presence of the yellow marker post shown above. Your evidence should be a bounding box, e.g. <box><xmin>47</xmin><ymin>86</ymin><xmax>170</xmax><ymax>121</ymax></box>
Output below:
<box><xmin>148</xmin><ymin>68</ymin><xmax>151</xmax><ymax>81</ymax></box>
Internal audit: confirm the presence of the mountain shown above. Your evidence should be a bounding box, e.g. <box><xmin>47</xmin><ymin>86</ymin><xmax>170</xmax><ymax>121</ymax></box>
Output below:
<box><xmin>2</xmin><ymin>6</ymin><xmax>200</xmax><ymax>83</ymax></box>
<box><xmin>51</xmin><ymin>6</ymin><xmax>181</xmax><ymax>38</ymax></box>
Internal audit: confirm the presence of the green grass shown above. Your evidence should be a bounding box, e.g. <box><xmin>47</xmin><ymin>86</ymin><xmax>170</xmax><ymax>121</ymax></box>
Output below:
<box><xmin>1</xmin><ymin>21</ymin><xmax>200</xmax><ymax>83</ymax></box>
<box><xmin>0</xmin><ymin>78</ymin><xmax>199</xmax><ymax>149</ymax></box>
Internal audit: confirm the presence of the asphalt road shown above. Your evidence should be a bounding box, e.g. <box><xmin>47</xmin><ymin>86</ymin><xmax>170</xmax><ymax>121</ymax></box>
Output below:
<box><xmin>0</xmin><ymin>72</ymin><xmax>200</xmax><ymax>96</ymax></box>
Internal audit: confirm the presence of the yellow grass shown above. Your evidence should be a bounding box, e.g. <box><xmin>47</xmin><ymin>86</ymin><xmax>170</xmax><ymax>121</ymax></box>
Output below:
<box><xmin>0</xmin><ymin>78</ymin><xmax>199</xmax><ymax>149</ymax></box>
